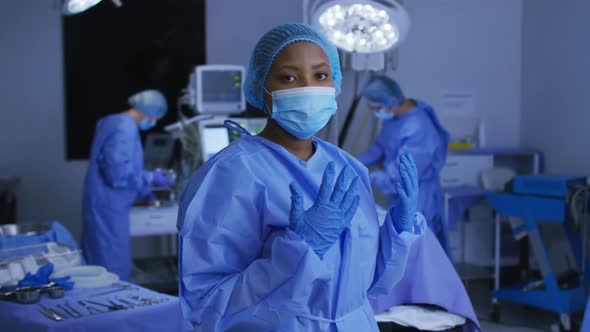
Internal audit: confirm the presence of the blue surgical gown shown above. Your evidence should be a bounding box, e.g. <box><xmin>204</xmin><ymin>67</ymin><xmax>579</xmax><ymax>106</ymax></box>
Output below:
<box><xmin>82</xmin><ymin>114</ymin><xmax>150</xmax><ymax>281</ymax></box>
<box><xmin>177</xmin><ymin>135</ymin><xmax>424</xmax><ymax>331</ymax></box>
<box><xmin>357</xmin><ymin>101</ymin><xmax>451</xmax><ymax>255</ymax></box>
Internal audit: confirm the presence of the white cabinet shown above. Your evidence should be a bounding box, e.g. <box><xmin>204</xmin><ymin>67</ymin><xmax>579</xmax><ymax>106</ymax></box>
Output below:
<box><xmin>448</xmin><ymin>222</ymin><xmax>464</xmax><ymax>263</ymax></box>
<box><xmin>129</xmin><ymin>205</ymin><xmax>179</xmax><ymax>237</ymax></box>
<box><xmin>440</xmin><ymin>155</ymin><xmax>493</xmax><ymax>187</ymax></box>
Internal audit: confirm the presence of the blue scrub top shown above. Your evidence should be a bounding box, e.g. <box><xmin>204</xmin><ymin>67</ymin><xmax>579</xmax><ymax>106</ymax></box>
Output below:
<box><xmin>358</xmin><ymin>101</ymin><xmax>451</xmax><ymax>255</ymax></box>
<box><xmin>177</xmin><ymin>135</ymin><xmax>423</xmax><ymax>331</ymax></box>
<box><xmin>82</xmin><ymin>114</ymin><xmax>149</xmax><ymax>281</ymax></box>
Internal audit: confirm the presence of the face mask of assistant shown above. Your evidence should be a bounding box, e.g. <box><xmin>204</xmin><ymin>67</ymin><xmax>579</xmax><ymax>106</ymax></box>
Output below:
<box><xmin>266</xmin><ymin>86</ymin><xmax>337</xmax><ymax>139</ymax></box>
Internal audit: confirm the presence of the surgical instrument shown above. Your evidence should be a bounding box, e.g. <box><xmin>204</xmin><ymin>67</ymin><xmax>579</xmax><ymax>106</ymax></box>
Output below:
<box><xmin>38</xmin><ymin>308</ymin><xmax>65</xmax><ymax>322</ymax></box>
<box><xmin>78</xmin><ymin>300</ymin><xmax>104</xmax><ymax>315</ymax></box>
<box><xmin>86</xmin><ymin>299</ymin><xmax>126</xmax><ymax>311</ymax></box>
<box><xmin>130</xmin><ymin>295</ymin><xmax>169</xmax><ymax>305</ymax></box>
<box><xmin>86</xmin><ymin>283</ymin><xmax>138</xmax><ymax>298</ymax></box>
<box><xmin>57</xmin><ymin>303</ymin><xmax>82</xmax><ymax>318</ymax></box>
<box><xmin>39</xmin><ymin>303</ymin><xmax>67</xmax><ymax>321</ymax></box>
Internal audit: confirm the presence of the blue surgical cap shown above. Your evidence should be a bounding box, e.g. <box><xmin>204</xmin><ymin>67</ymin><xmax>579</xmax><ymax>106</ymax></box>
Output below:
<box><xmin>128</xmin><ymin>89</ymin><xmax>168</xmax><ymax>117</ymax></box>
<box><xmin>244</xmin><ymin>23</ymin><xmax>342</xmax><ymax>110</ymax></box>
<box><xmin>361</xmin><ymin>75</ymin><xmax>405</xmax><ymax>108</ymax></box>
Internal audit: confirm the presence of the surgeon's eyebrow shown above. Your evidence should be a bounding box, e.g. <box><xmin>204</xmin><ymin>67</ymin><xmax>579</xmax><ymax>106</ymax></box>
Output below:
<box><xmin>278</xmin><ymin>65</ymin><xmax>300</xmax><ymax>71</ymax></box>
<box><xmin>312</xmin><ymin>62</ymin><xmax>329</xmax><ymax>70</ymax></box>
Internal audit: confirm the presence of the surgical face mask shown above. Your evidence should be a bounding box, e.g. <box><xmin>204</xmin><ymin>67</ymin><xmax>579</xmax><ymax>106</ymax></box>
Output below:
<box><xmin>138</xmin><ymin>118</ymin><xmax>156</xmax><ymax>131</ymax></box>
<box><xmin>373</xmin><ymin>108</ymin><xmax>394</xmax><ymax>120</ymax></box>
<box><xmin>265</xmin><ymin>86</ymin><xmax>337</xmax><ymax>139</ymax></box>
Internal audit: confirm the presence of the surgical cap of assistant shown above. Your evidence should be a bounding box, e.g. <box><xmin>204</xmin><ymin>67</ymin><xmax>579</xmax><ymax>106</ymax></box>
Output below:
<box><xmin>244</xmin><ymin>23</ymin><xmax>342</xmax><ymax>110</ymax></box>
<box><xmin>361</xmin><ymin>75</ymin><xmax>405</xmax><ymax>108</ymax></box>
<box><xmin>128</xmin><ymin>90</ymin><xmax>168</xmax><ymax>117</ymax></box>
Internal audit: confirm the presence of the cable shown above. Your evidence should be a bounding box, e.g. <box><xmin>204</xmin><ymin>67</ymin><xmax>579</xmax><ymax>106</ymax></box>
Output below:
<box><xmin>569</xmin><ymin>186</ymin><xmax>589</xmax><ymax>226</ymax></box>
<box><xmin>568</xmin><ymin>185</ymin><xmax>590</xmax><ymax>291</ymax></box>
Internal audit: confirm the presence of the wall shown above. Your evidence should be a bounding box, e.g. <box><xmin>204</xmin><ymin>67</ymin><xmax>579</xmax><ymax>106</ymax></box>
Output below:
<box><xmin>207</xmin><ymin>0</ymin><xmax>524</xmax><ymax>153</ymax></box>
<box><xmin>0</xmin><ymin>1</ymin><xmax>88</xmax><ymax>239</ymax></box>
<box><xmin>521</xmin><ymin>0</ymin><xmax>590</xmax><ymax>175</ymax></box>
<box><xmin>398</xmin><ymin>0</ymin><xmax>523</xmax><ymax>149</ymax></box>
<box><xmin>0</xmin><ymin>0</ymin><xmax>524</xmax><ymax>243</ymax></box>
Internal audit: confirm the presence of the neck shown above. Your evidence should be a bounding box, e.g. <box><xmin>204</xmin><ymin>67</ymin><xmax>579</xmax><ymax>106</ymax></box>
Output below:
<box><xmin>259</xmin><ymin>119</ymin><xmax>315</xmax><ymax>161</ymax></box>
<box><xmin>397</xmin><ymin>99</ymin><xmax>416</xmax><ymax>116</ymax></box>
<box><xmin>126</xmin><ymin>108</ymin><xmax>143</xmax><ymax>123</ymax></box>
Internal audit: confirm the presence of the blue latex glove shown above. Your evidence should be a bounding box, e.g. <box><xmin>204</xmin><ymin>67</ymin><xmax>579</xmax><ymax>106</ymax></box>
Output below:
<box><xmin>151</xmin><ymin>169</ymin><xmax>174</xmax><ymax>188</ymax></box>
<box><xmin>289</xmin><ymin>162</ymin><xmax>361</xmax><ymax>258</ymax></box>
<box><xmin>17</xmin><ymin>263</ymin><xmax>75</xmax><ymax>290</ymax></box>
<box><xmin>51</xmin><ymin>276</ymin><xmax>75</xmax><ymax>290</ymax></box>
<box><xmin>392</xmin><ymin>154</ymin><xmax>419</xmax><ymax>234</ymax></box>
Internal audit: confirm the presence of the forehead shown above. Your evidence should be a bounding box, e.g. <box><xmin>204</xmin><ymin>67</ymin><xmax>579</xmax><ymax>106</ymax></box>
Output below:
<box><xmin>271</xmin><ymin>41</ymin><xmax>329</xmax><ymax>69</ymax></box>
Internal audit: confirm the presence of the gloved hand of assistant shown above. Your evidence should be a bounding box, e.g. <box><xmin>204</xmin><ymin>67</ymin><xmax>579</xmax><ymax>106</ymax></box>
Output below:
<box><xmin>151</xmin><ymin>169</ymin><xmax>174</xmax><ymax>188</ymax></box>
<box><xmin>289</xmin><ymin>162</ymin><xmax>361</xmax><ymax>258</ymax></box>
<box><xmin>17</xmin><ymin>263</ymin><xmax>75</xmax><ymax>290</ymax></box>
<box><xmin>369</xmin><ymin>170</ymin><xmax>396</xmax><ymax>194</ymax></box>
<box><xmin>138</xmin><ymin>189</ymin><xmax>156</xmax><ymax>202</ymax></box>
<box><xmin>392</xmin><ymin>154</ymin><xmax>419</xmax><ymax>234</ymax></box>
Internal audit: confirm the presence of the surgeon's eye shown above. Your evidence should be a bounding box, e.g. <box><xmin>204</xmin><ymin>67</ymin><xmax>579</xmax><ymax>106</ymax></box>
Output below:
<box><xmin>282</xmin><ymin>75</ymin><xmax>296</xmax><ymax>83</ymax></box>
<box><xmin>316</xmin><ymin>72</ymin><xmax>329</xmax><ymax>81</ymax></box>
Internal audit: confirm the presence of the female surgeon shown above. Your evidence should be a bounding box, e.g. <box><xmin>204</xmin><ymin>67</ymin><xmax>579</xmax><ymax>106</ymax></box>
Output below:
<box><xmin>357</xmin><ymin>75</ymin><xmax>451</xmax><ymax>257</ymax></box>
<box><xmin>82</xmin><ymin>89</ymin><xmax>174</xmax><ymax>281</ymax></box>
<box><xmin>177</xmin><ymin>24</ymin><xmax>426</xmax><ymax>331</ymax></box>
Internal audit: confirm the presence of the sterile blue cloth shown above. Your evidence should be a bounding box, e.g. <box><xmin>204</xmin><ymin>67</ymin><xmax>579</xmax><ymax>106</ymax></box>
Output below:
<box><xmin>357</xmin><ymin>100</ymin><xmax>451</xmax><ymax>256</ymax></box>
<box><xmin>244</xmin><ymin>23</ymin><xmax>342</xmax><ymax>110</ymax></box>
<box><xmin>128</xmin><ymin>90</ymin><xmax>168</xmax><ymax>117</ymax></box>
<box><xmin>0</xmin><ymin>282</ymin><xmax>192</xmax><ymax>332</ymax></box>
<box><xmin>370</xmin><ymin>228</ymin><xmax>481</xmax><ymax>332</ymax></box>
<box><xmin>177</xmin><ymin>135</ymin><xmax>425</xmax><ymax>331</ymax></box>
<box><xmin>0</xmin><ymin>221</ymin><xmax>78</xmax><ymax>251</ymax></box>
<box><xmin>444</xmin><ymin>186</ymin><xmax>487</xmax><ymax>231</ymax></box>
<box><xmin>360</xmin><ymin>75</ymin><xmax>405</xmax><ymax>108</ymax></box>
<box><xmin>82</xmin><ymin>114</ymin><xmax>151</xmax><ymax>281</ymax></box>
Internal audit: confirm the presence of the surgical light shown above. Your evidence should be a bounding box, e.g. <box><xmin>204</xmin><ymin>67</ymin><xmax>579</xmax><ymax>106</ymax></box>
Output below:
<box><xmin>310</xmin><ymin>0</ymin><xmax>410</xmax><ymax>54</ymax></box>
<box><xmin>62</xmin><ymin>0</ymin><xmax>101</xmax><ymax>15</ymax></box>
<box><xmin>62</xmin><ymin>0</ymin><xmax>122</xmax><ymax>16</ymax></box>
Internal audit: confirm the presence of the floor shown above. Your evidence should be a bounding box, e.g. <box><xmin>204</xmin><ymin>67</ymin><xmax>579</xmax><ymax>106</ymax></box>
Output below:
<box><xmin>479</xmin><ymin>321</ymin><xmax>544</xmax><ymax>332</ymax></box>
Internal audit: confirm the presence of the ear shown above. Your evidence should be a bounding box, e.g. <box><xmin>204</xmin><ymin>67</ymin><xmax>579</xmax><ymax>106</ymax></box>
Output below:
<box><xmin>391</xmin><ymin>96</ymin><xmax>400</xmax><ymax>106</ymax></box>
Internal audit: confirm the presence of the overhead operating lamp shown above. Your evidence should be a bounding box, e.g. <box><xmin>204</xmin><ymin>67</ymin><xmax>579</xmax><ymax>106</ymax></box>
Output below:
<box><xmin>311</xmin><ymin>0</ymin><xmax>410</xmax><ymax>54</ymax></box>
<box><xmin>304</xmin><ymin>1</ymin><xmax>411</xmax><ymax>145</ymax></box>
<box><xmin>62</xmin><ymin>0</ymin><xmax>122</xmax><ymax>16</ymax></box>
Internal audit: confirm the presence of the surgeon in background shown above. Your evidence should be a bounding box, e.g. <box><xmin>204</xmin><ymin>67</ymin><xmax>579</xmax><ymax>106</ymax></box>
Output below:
<box><xmin>357</xmin><ymin>75</ymin><xmax>451</xmax><ymax>256</ymax></box>
<box><xmin>82</xmin><ymin>89</ymin><xmax>174</xmax><ymax>281</ymax></box>
<box><xmin>177</xmin><ymin>23</ymin><xmax>426</xmax><ymax>331</ymax></box>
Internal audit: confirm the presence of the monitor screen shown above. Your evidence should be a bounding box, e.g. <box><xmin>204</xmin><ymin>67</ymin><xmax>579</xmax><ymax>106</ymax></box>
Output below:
<box><xmin>201</xmin><ymin>70</ymin><xmax>242</xmax><ymax>103</ymax></box>
<box><xmin>201</xmin><ymin>125</ymin><xmax>230</xmax><ymax>161</ymax></box>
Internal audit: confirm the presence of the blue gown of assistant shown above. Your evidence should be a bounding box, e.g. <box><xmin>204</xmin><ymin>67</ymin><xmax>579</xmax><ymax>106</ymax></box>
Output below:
<box><xmin>177</xmin><ymin>135</ymin><xmax>424</xmax><ymax>331</ymax></box>
<box><xmin>357</xmin><ymin>101</ymin><xmax>450</xmax><ymax>255</ymax></box>
<box><xmin>82</xmin><ymin>114</ymin><xmax>150</xmax><ymax>281</ymax></box>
